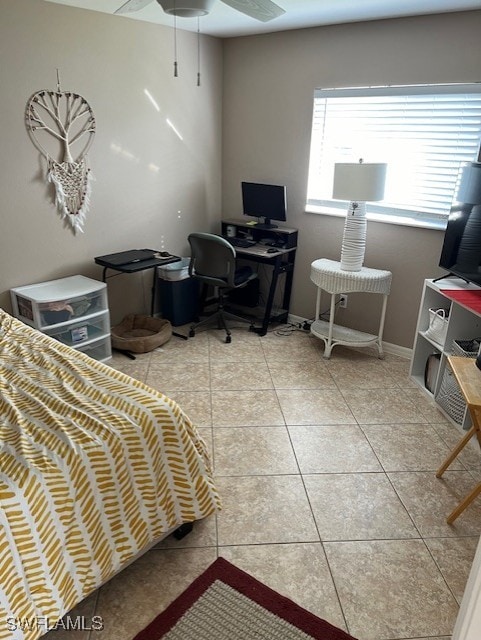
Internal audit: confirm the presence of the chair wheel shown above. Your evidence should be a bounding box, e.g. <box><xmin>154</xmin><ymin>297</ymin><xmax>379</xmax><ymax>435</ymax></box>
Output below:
<box><xmin>225</xmin><ymin>335</ymin><xmax>232</xmax><ymax>344</ymax></box>
<box><xmin>189</xmin><ymin>329</ymin><xmax>195</xmax><ymax>337</ymax></box>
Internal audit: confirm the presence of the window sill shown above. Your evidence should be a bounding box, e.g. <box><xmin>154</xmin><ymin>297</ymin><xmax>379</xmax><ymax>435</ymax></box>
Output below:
<box><xmin>305</xmin><ymin>204</ymin><xmax>447</xmax><ymax>232</ymax></box>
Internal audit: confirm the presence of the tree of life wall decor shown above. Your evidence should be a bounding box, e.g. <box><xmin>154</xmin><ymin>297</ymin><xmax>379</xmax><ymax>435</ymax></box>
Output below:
<box><xmin>25</xmin><ymin>75</ymin><xmax>96</xmax><ymax>234</ymax></box>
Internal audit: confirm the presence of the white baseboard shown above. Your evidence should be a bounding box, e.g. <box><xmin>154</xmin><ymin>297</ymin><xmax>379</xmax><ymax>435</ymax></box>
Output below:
<box><xmin>288</xmin><ymin>313</ymin><xmax>412</xmax><ymax>360</ymax></box>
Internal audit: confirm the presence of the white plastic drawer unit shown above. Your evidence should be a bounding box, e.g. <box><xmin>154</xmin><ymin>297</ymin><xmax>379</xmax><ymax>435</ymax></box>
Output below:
<box><xmin>76</xmin><ymin>336</ymin><xmax>112</xmax><ymax>363</ymax></box>
<box><xmin>10</xmin><ymin>275</ymin><xmax>111</xmax><ymax>362</ymax></box>
<box><xmin>11</xmin><ymin>275</ymin><xmax>108</xmax><ymax>330</ymax></box>
<box><xmin>44</xmin><ymin>312</ymin><xmax>110</xmax><ymax>348</ymax></box>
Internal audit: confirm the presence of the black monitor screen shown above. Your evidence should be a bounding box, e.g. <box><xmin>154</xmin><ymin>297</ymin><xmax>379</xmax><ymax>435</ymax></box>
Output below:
<box><xmin>241</xmin><ymin>182</ymin><xmax>287</xmax><ymax>229</ymax></box>
<box><xmin>439</xmin><ymin>162</ymin><xmax>481</xmax><ymax>286</ymax></box>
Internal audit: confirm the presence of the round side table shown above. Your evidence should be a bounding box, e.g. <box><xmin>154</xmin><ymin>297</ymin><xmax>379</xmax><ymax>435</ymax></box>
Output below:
<box><xmin>310</xmin><ymin>258</ymin><xmax>392</xmax><ymax>359</ymax></box>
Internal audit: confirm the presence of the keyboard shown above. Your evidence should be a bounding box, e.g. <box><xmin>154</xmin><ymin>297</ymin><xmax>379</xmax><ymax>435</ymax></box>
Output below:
<box><xmin>226</xmin><ymin>237</ymin><xmax>256</xmax><ymax>248</ymax></box>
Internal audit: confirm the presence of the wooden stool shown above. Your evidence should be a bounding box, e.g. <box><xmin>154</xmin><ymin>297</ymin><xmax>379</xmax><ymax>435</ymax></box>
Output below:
<box><xmin>436</xmin><ymin>356</ymin><xmax>481</xmax><ymax>524</ymax></box>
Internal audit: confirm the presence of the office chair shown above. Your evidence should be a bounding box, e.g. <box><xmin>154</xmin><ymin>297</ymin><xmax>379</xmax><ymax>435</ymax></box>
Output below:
<box><xmin>188</xmin><ymin>232</ymin><xmax>258</xmax><ymax>343</ymax></box>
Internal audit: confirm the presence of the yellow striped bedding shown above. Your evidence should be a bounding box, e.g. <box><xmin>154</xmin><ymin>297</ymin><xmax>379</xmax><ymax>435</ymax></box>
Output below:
<box><xmin>0</xmin><ymin>309</ymin><xmax>221</xmax><ymax>640</ymax></box>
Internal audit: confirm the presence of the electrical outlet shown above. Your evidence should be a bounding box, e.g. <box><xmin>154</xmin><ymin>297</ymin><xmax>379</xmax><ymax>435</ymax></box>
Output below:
<box><xmin>339</xmin><ymin>294</ymin><xmax>348</xmax><ymax>308</ymax></box>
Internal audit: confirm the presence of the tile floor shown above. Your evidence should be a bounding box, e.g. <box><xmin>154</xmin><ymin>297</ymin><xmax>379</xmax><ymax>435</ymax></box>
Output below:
<box><xmin>47</xmin><ymin>326</ymin><xmax>481</xmax><ymax>640</ymax></box>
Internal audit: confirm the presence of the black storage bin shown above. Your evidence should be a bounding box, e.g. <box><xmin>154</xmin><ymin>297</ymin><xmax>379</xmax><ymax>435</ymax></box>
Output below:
<box><xmin>157</xmin><ymin>277</ymin><xmax>199</xmax><ymax>327</ymax></box>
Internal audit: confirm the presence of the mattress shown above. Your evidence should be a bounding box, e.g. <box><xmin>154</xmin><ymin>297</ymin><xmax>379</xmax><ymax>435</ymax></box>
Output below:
<box><xmin>0</xmin><ymin>309</ymin><xmax>220</xmax><ymax>640</ymax></box>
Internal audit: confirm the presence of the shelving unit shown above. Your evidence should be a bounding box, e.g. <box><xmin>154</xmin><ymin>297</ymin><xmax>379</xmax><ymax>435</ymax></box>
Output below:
<box><xmin>410</xmin><ymin>278</ymin><xmax>481</xmax><ymax>428</ymax></box>
<box><xmin>10</xmin><ymin>275</ymin><xmax>111</xmax><ymax>362</ymax></box>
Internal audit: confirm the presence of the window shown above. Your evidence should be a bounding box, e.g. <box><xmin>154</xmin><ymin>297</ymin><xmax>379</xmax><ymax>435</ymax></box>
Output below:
<box><xmin>306</xmin><ymin>84</ymin><xmax>481</xmax><ymax>229</ymax></box>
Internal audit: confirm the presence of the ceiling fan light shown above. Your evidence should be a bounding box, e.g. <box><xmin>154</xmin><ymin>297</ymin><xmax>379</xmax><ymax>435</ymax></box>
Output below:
<box><xmin>157</xmin><ymin>0</ymin><xmax>214</xmax><ymax>17</ymax></box>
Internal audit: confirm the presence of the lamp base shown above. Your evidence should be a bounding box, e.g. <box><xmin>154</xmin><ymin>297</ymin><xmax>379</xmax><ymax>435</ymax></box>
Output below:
<box><xmin>340</xmin><ymin>201</ymin><xmax>367</xmax><ymax>272</ymax></box>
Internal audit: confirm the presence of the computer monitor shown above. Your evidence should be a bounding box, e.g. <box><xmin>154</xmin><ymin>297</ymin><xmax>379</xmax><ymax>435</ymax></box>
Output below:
<box><xmin>241</xmin><ymin>181</ymin><xmax>287</xmax><ymax>229</ymax></box>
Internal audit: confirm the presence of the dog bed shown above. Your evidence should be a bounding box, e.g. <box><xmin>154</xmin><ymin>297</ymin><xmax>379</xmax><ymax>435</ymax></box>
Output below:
<box><xmin>111</xmin><ymin>314</ymin><xmax>172</xmax><ymax>353</ymax></box>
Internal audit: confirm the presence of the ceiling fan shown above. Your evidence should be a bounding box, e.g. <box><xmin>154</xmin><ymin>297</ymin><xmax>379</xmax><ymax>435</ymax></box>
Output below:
<box><xmin>115</xmin><ymin>0</ymin><xmax>285</xmax><ymax>22</ymax></box>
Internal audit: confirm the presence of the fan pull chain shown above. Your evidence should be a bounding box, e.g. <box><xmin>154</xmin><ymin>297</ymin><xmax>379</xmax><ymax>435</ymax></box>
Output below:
<box><xmin>197</xmin><ymin>18</ymin><xmax>201</xmax><ymax>87</ymax></box>
<box><xmin>173</xmin><ymin>13</ymin><xmax>178</xmax><ymax>77</ymax></box>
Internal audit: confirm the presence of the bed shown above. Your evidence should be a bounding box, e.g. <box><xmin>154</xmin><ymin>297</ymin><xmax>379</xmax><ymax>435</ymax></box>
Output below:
<box><xmin>0</xmin><ymin>309</ymin><xmax>221</xmax><ymax>640</ymax></box>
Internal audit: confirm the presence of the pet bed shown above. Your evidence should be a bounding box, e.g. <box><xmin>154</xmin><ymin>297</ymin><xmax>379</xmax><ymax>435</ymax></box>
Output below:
<box><xmin>111</xmin><ymin>314</ymin><xmax>172</xmax><ymax>353</ymax></box>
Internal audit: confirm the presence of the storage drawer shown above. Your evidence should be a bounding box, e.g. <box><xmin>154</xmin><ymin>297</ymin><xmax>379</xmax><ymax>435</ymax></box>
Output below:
<box><xmin>76</xmin><ymin>336</ymin><xmax>112</xmax><ymax>362</ymax></box>
<box><xmin>11</xmin><ymin>275</ymin><xmax>108</xmax><ymax>330</ymax></box>
<box><xmin>45</xmin><ymin>312</ymin><xmax>110</xmax><ymax>347</ymax></box>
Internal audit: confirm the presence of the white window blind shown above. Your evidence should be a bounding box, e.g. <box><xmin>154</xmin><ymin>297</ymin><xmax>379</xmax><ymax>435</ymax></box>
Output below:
<box><xmin>307</xmin><ymin>84</ymin><xmax>481</xmax><ymax>227</ymax></box>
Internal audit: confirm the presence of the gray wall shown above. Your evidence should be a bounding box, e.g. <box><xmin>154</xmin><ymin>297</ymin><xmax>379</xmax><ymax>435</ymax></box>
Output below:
<box><xmin>222</xmin><ymin>11</ymin><xmax>481</xmax><ymax>348</ymax></box>
<box><xmin>0</xmin><ymin>0</ymin><xmax>222</xmax><ymax>324</ymax></box>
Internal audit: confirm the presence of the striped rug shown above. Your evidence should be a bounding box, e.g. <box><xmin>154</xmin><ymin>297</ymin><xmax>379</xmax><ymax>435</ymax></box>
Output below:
<box><xmin>133</xmin><ymin>557</ymin><xmax>357</xmax><ymax>640</ymax></box>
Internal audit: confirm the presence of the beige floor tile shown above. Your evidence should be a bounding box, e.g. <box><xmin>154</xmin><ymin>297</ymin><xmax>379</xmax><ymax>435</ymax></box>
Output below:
<box><xmin>219</xmin><ymin>543</ymin><xmax>346</xmax><ymax>630</ymax></box>
<box><xmin>327</xmin><ymin>360</ymin><xmax>398</xmax><ymax>390</ymax></box>
<box><xmin>425</xmin><ymin>536</ymin><xmax>479</xmax><ymax>603</ymax></box>
<box><xmin>361</xmin><ymin>422</ymin><xmax>464</xmax><ymax>471</ymax></box>
<box><xmin>261</xmin><ymin>334</ymin><xmax>323</xmax><ymax>361</ymax></box>
<box><xmin>215</xmin><ymin>475</ymin><xmax>319</xmax><ymax>545</ymax></box>
<box><xmin>208</xmin><ymin>333</ymin><xmax>266</xmax><ymax>362</ymax></box>
<box><xmin>342</xmin><ymin>388</ymin><xmax>427</xmax><ymax>424</ymax></box>
<box><xmin>145</xmin><ymin>362</ymin><xmax>210</xmax><ymax>393</ymax></box>
<box><xmin>213</xmin><ymin>426</ymin><xmax>298</xmax><ymax>475</ymax></box>
<box><xmin>289</xmin><ymin>424</ymin><xmax>382</xmax><ymax>473</ymax></box>
<box><xmin>151</xmin><ymin>333</ymin><xmax>210</xmax><ymax>362</ymax></box>
<box><xmin>276</xmin><ymin>388</ymin><xmax>354</xmax><ymax>425</ymax></box>
<box><xmin>379</xmin><ymin>358</ymin><xmax>417</xmax><ymax>388</ymax></box>
<box><xmin>211</xmin><ymin>389</ymin><xmax>284</xmax><ymax>427</ymax></box>
<box><xmin>304</xmin><ymin>473</ymin><xmax>418</xmax><ymax>541</ymax></box>
<box><xmin>62</xmin><ymin>327</ymin><xmax>479</xmax><ymax>640</ymax></box>
<box><xmin>404</xmin><ymin>387</ymin><xmax>451</xmax><ymax>423</ymax></box>
<box><xmin>389</xmin><ymin>470</ymin><xmax>481</xmax><ymax>536</ymax></box>
<box><xmin>91</xmin><ymin>548</ymin><xmax>216</xmax><ymax>640</ymax></box>
<box><xmin>324</xmin><ymin>539</ymin><xmax>459</xmax><ymax>640</ymax></box>
<box><xmin>267</xmin><ymin>360</ymin><xmax>336</xmax><ymax>389</ymax></box>
<box><xmin>210</xmin><ymin>361</ymin><xmax>273</xmax><ymax>390</ymax></box>
<box><xmin>166</xmin><ymin>391</ymin><xmax>212</xmax><ymax>427</ymax></box>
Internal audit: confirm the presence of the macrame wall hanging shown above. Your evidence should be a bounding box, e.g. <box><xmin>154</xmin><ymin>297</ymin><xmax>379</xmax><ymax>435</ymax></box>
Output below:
<box><xmin>25</xmin><ymin>72</ymin><xmax>96</xmax><ymax>234</ymax></box>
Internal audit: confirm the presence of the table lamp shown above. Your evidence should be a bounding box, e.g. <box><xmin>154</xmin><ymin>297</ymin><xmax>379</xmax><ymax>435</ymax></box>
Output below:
<box><xmin>333</xmin><ymin>159</ymin><xmax>387</xmax><ymax>272</ymax></box>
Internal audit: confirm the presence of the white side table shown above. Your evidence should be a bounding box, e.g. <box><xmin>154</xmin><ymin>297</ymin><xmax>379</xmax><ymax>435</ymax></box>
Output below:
<box><xmin>310</xmin><ymin>259</ymin><xmax>392</xmax><ymax>359</ymax></box>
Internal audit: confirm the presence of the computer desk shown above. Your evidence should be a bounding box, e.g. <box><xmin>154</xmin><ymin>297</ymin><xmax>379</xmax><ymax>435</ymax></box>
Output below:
<box><xmin>94</xmin><ymin>250</ymin><xmax>181</xmax><ymax>317</ymax></box>
<box><xmin>234</xmin><ymin>245</ymin><xmax>296</xmax><ymax>335</ymax></box>
<box><xmin>221</xmin><ymin>219</ymin><xmax>298</xmax><ymax>336</ymax></box>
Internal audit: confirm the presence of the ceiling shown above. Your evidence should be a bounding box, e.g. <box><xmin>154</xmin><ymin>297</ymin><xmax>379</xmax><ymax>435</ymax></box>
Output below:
<box><xmin>45</xmin><ymin>0</ymin><xmax>481</xmax><ymax>38</ymax></box>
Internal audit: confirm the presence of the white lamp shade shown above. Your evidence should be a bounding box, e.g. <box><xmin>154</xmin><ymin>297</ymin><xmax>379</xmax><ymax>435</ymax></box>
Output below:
<box><xmin>457</xmin><ymin>162</ymin><xmax>481</xmax><ymax>204</ymax></box>
<box><xmin>333</xmin><ymin>162</ymin><xmax>387</xmax><ymax>202</ymax></box>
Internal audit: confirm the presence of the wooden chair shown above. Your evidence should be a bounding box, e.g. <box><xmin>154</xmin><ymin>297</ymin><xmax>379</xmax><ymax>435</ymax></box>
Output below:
<box><xmin>436</xmin><ymin>356</ymin><xmax>481</xmax><ymax>524</ymax></box>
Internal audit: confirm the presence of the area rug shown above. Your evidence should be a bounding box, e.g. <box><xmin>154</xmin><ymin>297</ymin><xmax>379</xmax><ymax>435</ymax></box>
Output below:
<box><xmin>133</xmin><ymin>557</ymin><xmax>357</xmax><ymax>640</ymax></box>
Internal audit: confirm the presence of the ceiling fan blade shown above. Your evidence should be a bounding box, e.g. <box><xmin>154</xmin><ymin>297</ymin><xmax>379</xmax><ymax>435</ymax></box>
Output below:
<box><xmin>115</xmin><ymin>0</ymin><xmax>153</xmax><ymax>14</ymax></box>
<box><xmin>221</xmin><ymin>0</ymin><xmax>285</xmax><ymax>22</ymax></box>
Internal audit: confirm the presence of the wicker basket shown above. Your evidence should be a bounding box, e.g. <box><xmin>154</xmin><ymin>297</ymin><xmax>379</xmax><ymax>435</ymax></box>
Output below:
<box><xmin>452</xmin><ymin>339</ymin><xmax>480</xmax><ymax>358</ymax></box>
<box><xmin>436</xmin><ymin>339</ymin><xmax>479</xmax><ymax>424</ymax></box>
<box><xmin>436</xmin><ymin>367</ymin><xmax>466</xmax><ymax>425</ymax></box>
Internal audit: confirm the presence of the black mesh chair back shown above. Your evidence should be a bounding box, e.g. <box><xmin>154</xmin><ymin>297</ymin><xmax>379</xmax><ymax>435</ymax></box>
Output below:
<box><xmin>187</xmin><ymin>232</ymin><xmax>257</xmax><ymax>343</ymax></box>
